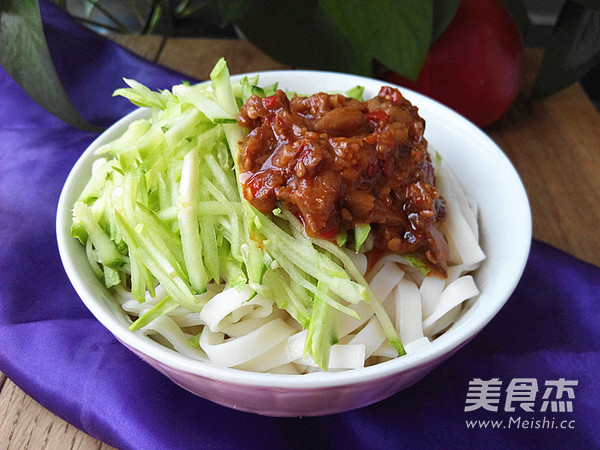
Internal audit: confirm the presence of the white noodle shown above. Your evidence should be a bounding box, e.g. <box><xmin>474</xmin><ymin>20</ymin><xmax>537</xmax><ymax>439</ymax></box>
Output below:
<box><xmin>420</xmin><ymin>275</ymin><xmax>446</xmax><ymax>319</ymax></box>
<box><xmin>347</xmin><ymin>316</ymin><xmax>386</xmax><ymax>359</ymax></box>
<box><xmin>235</xmin><ymin>330</ymin><xmax>308</xmax><ymax>372</ymax></box>
<box><xmin>439</xmin><ymin>162</ymin><xmax>485</xmax><ymax>266</ymax></box>
<box><xmin>424</xmin><ymin>304</ymin><xmax>462</xmax><ymax>339</ymax></box>
<box><xmin>369</xmin><ymin>262</ymin><xmax>405</xmax><ymax>301</ymax></box>
<box><xmin>372</xmin><ymin>342</ymin><xmax>398</xmax><ymax>358</ymax></box>
<box><xmin>393</xmin><ymin>278</ymin><xmax>425</xmax><ymax>346</ymax></box>
<box><xmin>141</xmin><ymin>315</ymin><xmax>208</xmax><ymax>361</ymax></box>
<box><xmin>295</xmin><ymin>344</ymin><xmax>366</xmax><ymax>370</ymax></box>
<box><xmin>336</xmin><ymin>301</ymin><xmax>376</xmax><ymax>337</ymax></box>
<box><xmin>199</xmin><ymin>318</ymin><xmax>296</xmax><ymax>367</ymax></box>
<box><xmin>118</xmin><ymin>159</ymin><xmax>485</xmax><ymax>373</ymax></box>
<box><xmin>198</xmin><ymin>285</ymin><xmax>273</xmax><ymax>332</ymax></box>
<box><xmin>404</xmin><ymin>336</ymin><xmax>431</xmax><ymax>354</ymax></box>
<box><xmin>268</xmin><ymin>363</ymin><xmax>302</xmax><ymax>375</ymax></box>
<box><xmin>422</xmin><ymin>275</ymin><xmax>479</xmax><ymax>333</ymax></box>
<box><xmin>344</xmin><ymin>248</ymin><xmax>368</xmax><ymax>275</ymax></box>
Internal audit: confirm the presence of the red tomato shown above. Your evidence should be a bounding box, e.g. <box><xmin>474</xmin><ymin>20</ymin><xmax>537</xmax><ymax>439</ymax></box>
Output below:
<box><xmin>380</xmin><ymin>0</ymin><xmax>523</xmax><ymax>127</ymax></box>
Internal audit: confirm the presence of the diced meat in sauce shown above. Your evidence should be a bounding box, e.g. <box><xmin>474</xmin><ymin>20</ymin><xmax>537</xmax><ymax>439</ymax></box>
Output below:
<box><xmin>237</xmin><ymin>86</ymin><xmax>449</xmax><ymax>275</ymax></box>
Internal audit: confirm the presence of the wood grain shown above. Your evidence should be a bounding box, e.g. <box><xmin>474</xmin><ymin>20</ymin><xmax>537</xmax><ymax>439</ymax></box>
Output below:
<box><xmin>106</xmin><ymin>34</ymin><xmax>165</xmax><ymax>62</ymax></box>
<box><xmin>488</xmin><ymin>49</ymin><xmax>600</xmax><ymax>266</ymax></box>
<box><xmin>0</xmin><ymin>379</ymin><xmax>114</xmax><ymax>450</ymax></box>
<box><xmin>1</xmin><ymin>39</ymin><xmax>599</xmax><ymax>449</ymax></box>
<box><xmin>156</xmin><ymin>38</ymin><xmax>288</xmax><ymax>80</ymax></box>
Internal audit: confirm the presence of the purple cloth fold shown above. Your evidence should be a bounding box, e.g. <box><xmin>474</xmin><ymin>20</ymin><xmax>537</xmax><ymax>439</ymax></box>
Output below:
<box><xmin>1</xmin><ymin>2</ymin><xmax>599</xmax><ymax>448</ymax></box>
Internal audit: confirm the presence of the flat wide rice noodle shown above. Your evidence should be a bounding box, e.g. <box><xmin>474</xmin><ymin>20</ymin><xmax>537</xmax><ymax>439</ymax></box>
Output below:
<box><xmin>394</xmin><ymin>278</ymin><xmax>424</xmax><ymax>345</ymax></box>
<box><xmin>199</xmin><ymin>318</ymin><xmax>296</xmax><ymax>367</ymax></box>
<box><xmin>345</xmin><ymin>248</ymin><xmax>368</xmax><ymax>275</ymax></box>
<box><xmin>424</xmin><ymin>304</ymin><xmax>462</xmax><ymax>338</ymax></box>
<box><xmin>419</xmin><ymin>275</ymin><xmax>446</xmax><ymax>320</ymax></box>
<box><xmin>348</xmin><ymin>315</ymin><xmax>386</xmax><ymax>358</ymax></box>
<box><xmin>199</xmin><ymin>285</ymin><xmax>273</xmax><ymax>332</ymax></box>
<box><xmin>141</xmin><ymin>315</ymin><xmax>208</xmax><ymax>361</ymax></box>
<box><xmin>370</xmin><ymin>262</ymin><xmax>405</xmax><ymax>302</ymax></box>
<box><xmin>446</xmin><ymin>262</ymin><xmax>481</xmax><ymax>284</ymax></box>
<box><xmin>235</xmin><ymin>330</ymin><xmax>308</xmax><ymax>372</ymax></box>
<box><xmin>404</xmin><ymin>336</ymin><xmax>431</xmax><ymax>354</ymax></box>
<box><xmin>237</xmin><ymin>330</ymin><xmax>366</xmax><ymax>372</ymax></box>
<box><xmin>296</xmin><ymin>344</ymin><xmax>366</xmax><ymax>370</ymax></box>
<box><xmin>440</xmin><ymin>160</ymin><xmax>479</xmax><ymax>239</ymax></box>
<box><xmin>422</xmin><ymin>275</ymin><xmax>479</xmax><ymax>331</ymax></box>
<box><xmin>439</xmin><ymin>162</ymin><xmax>484</xmax><ymax>266</ymax></box>
<box><xmin>268</xmin><ymin>363</ymin><xmax>302</xmax><ymax>375</ymax></box>
<box><xmin>372</xmin><ymin>342</ymin><xmax>397</xmax><ymax>358</ymax></box>
<box><xmin>367</xmin><ymin>255</ymin><xmax>408</xmax><ymax>282</ymax></box>
<box><xmin>219</xmin><ymin>310</ymin><xmax>286</xmax><ymax>338</ymax></box>
<box><xmin>336</xmin><ymin>301</ymin><xmax>375</xmax><ymax>337</ymax></box>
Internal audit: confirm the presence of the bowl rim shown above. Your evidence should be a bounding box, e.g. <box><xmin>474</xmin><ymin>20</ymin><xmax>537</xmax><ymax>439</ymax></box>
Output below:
<box><xmin>56</xmin><ymin>69</ymin><xmax>532</xmax><ymax>389</ymax></box>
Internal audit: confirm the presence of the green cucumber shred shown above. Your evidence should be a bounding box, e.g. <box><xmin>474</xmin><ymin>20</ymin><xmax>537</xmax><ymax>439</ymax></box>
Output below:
<box><xmin>72</xmin><ymin>58</ymin><xmax>409</xmax><ymax>368</ymax></box>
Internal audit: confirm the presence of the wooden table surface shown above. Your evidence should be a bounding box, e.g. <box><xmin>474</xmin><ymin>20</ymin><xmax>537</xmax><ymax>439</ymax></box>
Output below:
<box><xmin>1</xmin><ymin>36</ymin><xmax>600</xmax><ymax>449</ymax></box>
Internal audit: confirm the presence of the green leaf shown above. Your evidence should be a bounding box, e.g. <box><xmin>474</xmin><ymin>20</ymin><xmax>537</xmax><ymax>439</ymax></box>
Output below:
<box><xmin>501</xmin><ymin>0</ymin><xmax>531</xmax><ymax>39</ymax></box>
<box><xmin>207</xmin><ymin>0</ymin><xmax>252</xmax><ymax>25</ymax></box>
<box><xmin>0</xmin><ymin>0</ymin><xmax>102</xmax><ymax>131</ymax></box>
<box><xmin>84</xmin><ymin>0</ymin><xmax>96</xmax><ymax>19</ymax></box>
<box><xmin>319</xmin><ymin>0</ymin><xmax>433</xmax><ymax>80</ymax></box>
<box><xmin>145</xmin><ymin>4</ymin><xmax>164</xmax><ymax>34</ymax></box>
<box><xmin>234</xmin><ymin>0</ymin><xmax>372</xmax><ymax>75</ymax></box>
<box><xmin>532</xmin><ymin>1</ymin><xmax>600</xmax><ymax>98</ymax></box>
<box><xmin>431</xmin><ymin>0</ymin><xmax>459</xmax><ymax>43</ymax></box>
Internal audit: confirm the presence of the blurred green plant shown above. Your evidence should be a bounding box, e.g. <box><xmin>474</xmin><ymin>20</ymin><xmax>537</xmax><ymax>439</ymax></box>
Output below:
<box><xmin>531</xmin><ymin>0</ymin><xmax>600</xmax><ymax>98</ymax></box>
<box><xmin>0</xmin><ymin>0</ymin><xmax>103</xmax><ymax>131</ymax></box>
<box><xmin>52</xmin><ymin>0</ymin><xmax>209</xmax><ymax>35</ymax></box>
<box><xmin>0</xmin><ymin>0</ymin><xmax>599</xmax><ymax>130</ymax></box>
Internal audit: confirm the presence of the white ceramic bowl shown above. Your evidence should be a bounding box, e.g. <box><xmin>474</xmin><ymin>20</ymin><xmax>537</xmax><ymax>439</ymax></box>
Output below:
<box><xmin>56</xmin><ymin>70</ymin><xmax>531</xmax><ymax>417</ymax></box>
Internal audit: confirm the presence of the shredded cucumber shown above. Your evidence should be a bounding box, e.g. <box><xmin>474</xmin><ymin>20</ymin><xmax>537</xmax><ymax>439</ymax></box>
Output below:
<box><xmin>305</xmin><ymin>282</ymin><xmax>338</xmax><ymax>370</ymax></box>
<box><xmin>354</xmin><ymin>224</ymin><xmax>371</xmax><ymax>252</ymax></box>
<box><xmin>72</xmin><ymin>58</ymin><xmax>410</xmax><ymax>368</ymax></box>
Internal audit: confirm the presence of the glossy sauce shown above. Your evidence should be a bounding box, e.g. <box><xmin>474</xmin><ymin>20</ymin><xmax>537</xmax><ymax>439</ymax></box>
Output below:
<box><xmin>237</xmin><ymin>86</ymin><xmax>449</xmax><ymax>274</ymax></box>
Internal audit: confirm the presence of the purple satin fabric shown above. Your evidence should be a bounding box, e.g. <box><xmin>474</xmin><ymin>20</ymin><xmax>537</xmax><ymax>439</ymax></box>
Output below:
<box><xmin>1</xmin><ymin>2</ymin><xmax>599</xmax><ymax>448</ymax></box>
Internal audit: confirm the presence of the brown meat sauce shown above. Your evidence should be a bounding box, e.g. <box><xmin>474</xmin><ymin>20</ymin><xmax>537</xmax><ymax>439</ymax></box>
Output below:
<box><xmin>237</xmin><ymin>86</ymin><xmax>449</xmax><ymax>274</ymax></box>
